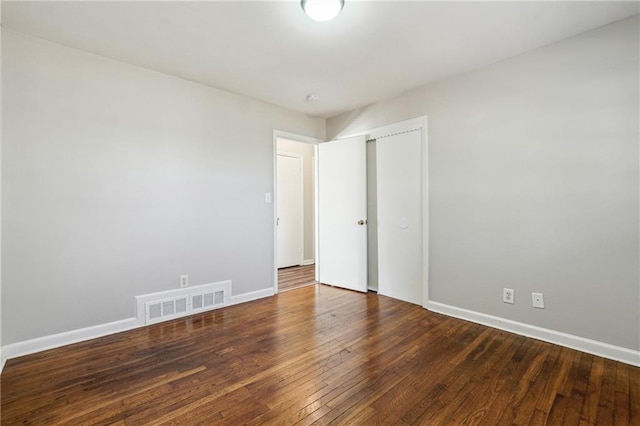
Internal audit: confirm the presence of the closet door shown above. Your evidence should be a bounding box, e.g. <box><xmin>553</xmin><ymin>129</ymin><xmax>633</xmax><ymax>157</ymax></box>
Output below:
<box><xmin>376</xmin><ymin>130</ymin><xmax>423</xmax><ymax>304</ymax></box>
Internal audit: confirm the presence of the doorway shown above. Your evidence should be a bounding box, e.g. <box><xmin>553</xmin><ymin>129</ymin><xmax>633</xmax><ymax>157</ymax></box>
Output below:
<box><xmin>273</xmin><ymin>117</ymin><xmax>428</xmax><ymax>304</ymax></box>
<box><xmin>274</xmin><ymin>134</ymin><xmax>319</xmax><ymax>293</ymax></box>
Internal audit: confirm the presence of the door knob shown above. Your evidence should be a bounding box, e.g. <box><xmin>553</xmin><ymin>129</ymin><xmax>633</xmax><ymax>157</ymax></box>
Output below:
<box><xmin>357</xmin><ymin>219</ymin><xmax>367</xmax><ymax>225</ymax></box>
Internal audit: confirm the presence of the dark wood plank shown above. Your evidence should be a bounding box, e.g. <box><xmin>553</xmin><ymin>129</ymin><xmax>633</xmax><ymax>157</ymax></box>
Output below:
<box><xmin>1</xmin><ymin>284</ymin><xmax>637</xmax><ymax>425</ymax></box>
<box><xmin>545</xmin><ymin>348</ymin><xmax>581</xmax><ymax>424</ymax></box>
<box><xmin>614</xmin><ymin>359</ymin><xmax>631</xmax><ymax>425</ymax></box>
<box><xmin>278</xmin><ymin>264</ymin><xmax>316</xmax><ymax>292</ymax></box>
<box><xmin>581</xmin><ymin>356</ymin><xmax>605</xmax><ymax>424</ymax></box>
<box><xmin>562</xmin><ymin>352</ymin><xmax>593</xmax><ymax>425</ymax></box>
<box><xmin>629</xmin><ymin>362</ymin><xmax>640</xmax><ymax>425</ymax></box>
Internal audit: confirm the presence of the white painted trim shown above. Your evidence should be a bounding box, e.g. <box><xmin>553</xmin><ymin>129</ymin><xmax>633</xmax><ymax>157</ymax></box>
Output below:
<box><xmin>274</xmin><ymin>130</ymin><xmax>323</xmax><ymax>146</ymax></box>
<box><xmin>2</xmin><ymin>317</ymin><xmax>141</xmax><ymax>360</ymax></box>
<box><xmin>427</xmin><ymin>301</ymin><xmax>640</xmax><ymax>367</ymax></box>
<box><xmin>421</xmin><ymin>117</ymin><xmax>429</xmax><ymax>308</ymax></box>
<box><xmin>0</xmin><ymin>348</ymin><xmax>6</xmax><ymax>375</ymax></box>
<box><xmin>339</xmin><ymin>116</ymin><xmax>427</xmax><ymax>141</ymax></box>
<box><xmin>230</xmin><ymin>288</ymin><xmax>275</xmax><ymax>305</ymax></box>
<box><xmin>302</xmin><ymin>259</ymin><xmax>315</xmax><ymax>266</ymax></box>
<box><xmin>314</xmin><ymin>144</ymin><xmax>319</xmax><ymax>283</ymax></box>
<box><xmin>1</xmin><ymin>287</ymin><xmax>276</xmax><ymax>361</ymax></box>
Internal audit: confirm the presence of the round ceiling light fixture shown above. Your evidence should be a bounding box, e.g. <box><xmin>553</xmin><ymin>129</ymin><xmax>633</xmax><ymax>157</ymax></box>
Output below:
<box><xmin>301</xmin><ymin>0</ymin><xmax>344</xmax><ymax>22</ymax></box>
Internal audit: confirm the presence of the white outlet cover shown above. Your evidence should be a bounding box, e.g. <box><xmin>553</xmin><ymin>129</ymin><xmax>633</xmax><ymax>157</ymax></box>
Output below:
<box><xmin>503</xmin><ymin>288</ymin><xmax>515</xmax><ymax>304</ymax></box>
<box><xmin>180</xmin><ymin>274</ymin><xmax>189</xmax><ymax>288</ymax></box>
<box><xmin>532</xmin><ymin>292</ymin><xmax>544</xmax><ymax>308</ymax></box>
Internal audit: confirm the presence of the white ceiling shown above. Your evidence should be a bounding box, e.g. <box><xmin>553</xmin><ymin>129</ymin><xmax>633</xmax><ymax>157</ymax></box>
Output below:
<box><xmin>2</xmin><ymin>1</ymin><xmax>638</xmax><ymax>118</ymax></box>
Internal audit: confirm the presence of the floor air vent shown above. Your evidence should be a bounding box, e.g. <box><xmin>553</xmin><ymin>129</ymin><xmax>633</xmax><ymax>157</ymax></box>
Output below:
<box><xmin>146</xmin><ymin>296</ymin><xmax>189</xmax><ymax>322</ymax></box>
<box><xmin>191</xmin><ymin>290</ymin><xmax>224</xmax><ymax>312</ymax></box>
<box><xmin>136</xmin><ymin>281</ymin><xmax>231</xmax><ymax>325</ymax></box>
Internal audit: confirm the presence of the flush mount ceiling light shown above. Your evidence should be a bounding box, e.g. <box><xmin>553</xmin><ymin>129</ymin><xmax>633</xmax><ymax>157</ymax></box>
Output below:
<box><xmin>301</xmin><ymin>0</ymin><xmax>344</xmax><ymax>22</ymax></box>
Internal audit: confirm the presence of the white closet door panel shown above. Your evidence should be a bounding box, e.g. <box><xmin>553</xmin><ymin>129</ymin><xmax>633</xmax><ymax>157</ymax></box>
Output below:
<box><xmin>377</xmin><ymin>130</ymin><xmax>422</xmax><ymax>304</ymax></box>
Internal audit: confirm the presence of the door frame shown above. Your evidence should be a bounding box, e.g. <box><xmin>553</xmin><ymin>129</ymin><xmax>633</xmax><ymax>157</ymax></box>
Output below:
<box><xmin>336</xmin><ymin>116</ymin><xmax>429</xmax><ymax>307</ymax></box>
<box><xmin>276</xmin><ymin>152</ymin><xmax>305</xmax><ymax>268</ymax></box>
<box><xmin>273</xmin><ymin>130</ymin><xmax>322</xmax><ymax>294</ymax></box>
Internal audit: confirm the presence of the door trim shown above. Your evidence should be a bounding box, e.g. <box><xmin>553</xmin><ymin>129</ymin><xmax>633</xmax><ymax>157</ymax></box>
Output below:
<box><xmin>273</xmin><ymin>130</ymin><xmax>322</xmax><ymax>294</ymax></box>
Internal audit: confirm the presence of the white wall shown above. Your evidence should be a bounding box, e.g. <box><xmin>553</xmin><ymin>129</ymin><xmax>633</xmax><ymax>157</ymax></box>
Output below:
<box><xmin>2</xmin><ymin>29</ymin><xmax>324</xmax><ymax>345</ymax></box>
<box><xmin>277</xmin><ymin>138</ymin><xmax>315</xmax><ymax>263</ymax></box>
<box><xmin>328</xmin><ymin>17</ymin><xmax>640</xmax><ymax>351</ymax></box>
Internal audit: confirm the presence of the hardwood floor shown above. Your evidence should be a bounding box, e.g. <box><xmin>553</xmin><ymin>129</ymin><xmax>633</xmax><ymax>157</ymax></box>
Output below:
<box><xmin>1</xmin><ymin>284</ymin><xmax>638</xmax><ymax>425</ymax></box>
<box><xmin>278</xmin><ymin>264</ymin><xmax>316</xmax><ymax>292</ymax></box>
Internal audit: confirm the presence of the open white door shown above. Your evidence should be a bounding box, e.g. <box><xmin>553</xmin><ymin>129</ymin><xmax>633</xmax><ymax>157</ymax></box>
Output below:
<box><xmin>318</xmin><ymin>136</ymin><xmax>368</xmax><ymax>292</ymax></box>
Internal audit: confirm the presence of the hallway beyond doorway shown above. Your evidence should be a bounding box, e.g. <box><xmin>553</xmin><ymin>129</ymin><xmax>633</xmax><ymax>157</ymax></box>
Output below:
<box><xmin>278</xmin><ymin>264</ymin><xmax>316</xmax><ymax>292</ymax></box>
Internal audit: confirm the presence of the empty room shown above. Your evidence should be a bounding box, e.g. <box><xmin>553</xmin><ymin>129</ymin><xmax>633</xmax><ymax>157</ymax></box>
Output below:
<box><xmin>1</xmin><ymin>1</ymin><xmax>639</xmax><ymax>424</ymax></box>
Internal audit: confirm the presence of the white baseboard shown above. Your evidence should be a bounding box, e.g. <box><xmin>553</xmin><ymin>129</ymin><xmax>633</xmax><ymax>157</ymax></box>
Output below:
<box><xmin>0</xmin><ymin>347</ymin><xmax>6</xmax><ymax>375</ymax></box>
<box><xmin>1</xmin><ymin>287</ymin><xmax>276</xmax><ymax>362</ymax></box>
<box><xmin>2</xmin><ymin>317</ymin><xmax>141</xmax><ymax>360</ymax></box>
<box><xmin>230</xmin><ymin>288</ymin><xmax>275</xmax><ymax>305</ymax></box>
<box><xmin>426</xmin><ymin>301</ymin><xmax>640</xmax><ymax>367</ymax></box>
<box><xmin>301</xmin><ymin>259</ymin><xmax>315</xmax><ymax>266</ymax></box>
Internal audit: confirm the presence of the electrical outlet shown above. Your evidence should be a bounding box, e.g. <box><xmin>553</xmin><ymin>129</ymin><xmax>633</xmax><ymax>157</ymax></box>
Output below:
<box><xmin>179</xmin><ymin>274</ymin><xmax>189</xmax><ymax>288</ymax></box>
<box><xmin>503</xmin><ymin>288</ymin><xmax>515</xmax><ymax>304</ymax></box>
<box><xmin>532</xmin><ymin>292</ymin><xmax>544</xmax><ymax>308</ymax></box>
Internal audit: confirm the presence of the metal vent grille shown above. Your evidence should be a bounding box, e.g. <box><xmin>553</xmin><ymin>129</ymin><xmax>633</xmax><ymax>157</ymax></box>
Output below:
<box><xmin>204</xmin><ymin>292</ymin><xmax>214</xmax><ymax>307</ymax></box>
<box><xmin>163</xmin><ymin>301</ymin><xmax>175</xmax><ymax>316</ymax></box>
<box><xmin>192</xmin><ymin>291</ymin><xmax>226</xmax><ymax>312</ymax></box>
<box><xmin>142</xmin><ymin>283</ymin><xmax>229</xmax><ymax>325</ymax></box>
<box><xmin>192</xmin><ymin>294</ymin><xmax>203</xmax><ymax>310</ymax></box>
<box><xmin>176</xmin><ymin>298</ymin><xmax>187</xmax><ymax>314</ymax></box>
<box><xmin>149</xmin><ymin>303</ymin><xmax>162</xmax><ymax>320</ymax></box>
